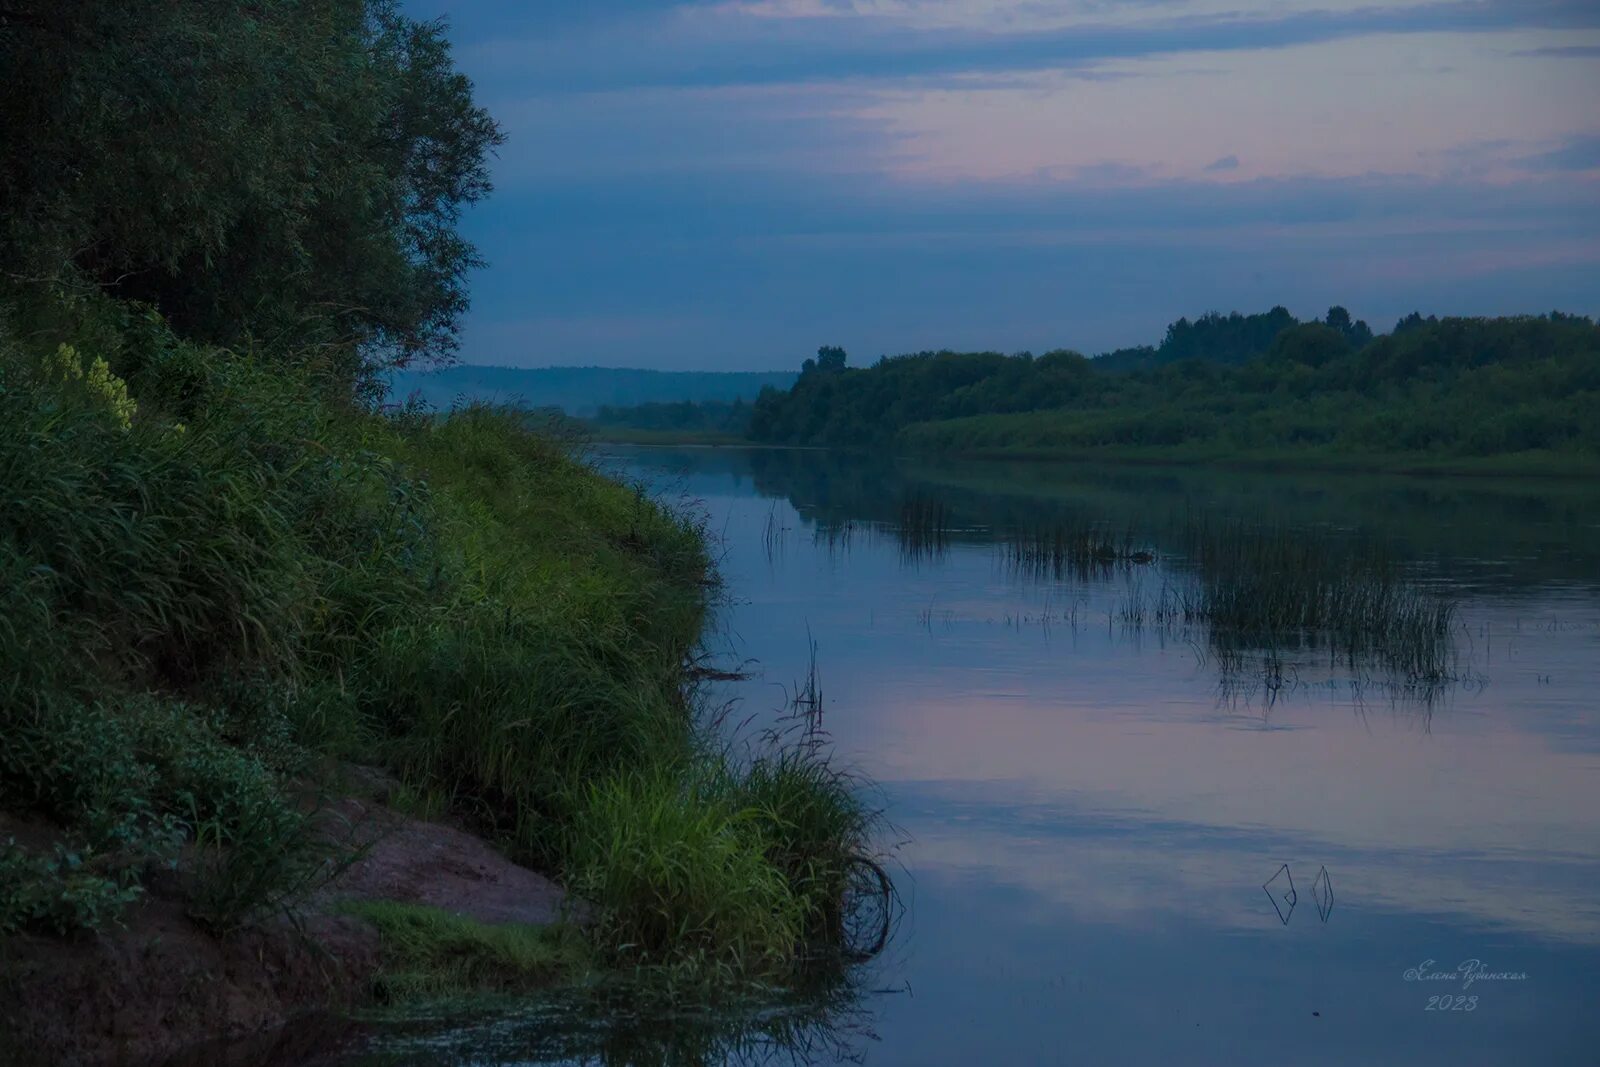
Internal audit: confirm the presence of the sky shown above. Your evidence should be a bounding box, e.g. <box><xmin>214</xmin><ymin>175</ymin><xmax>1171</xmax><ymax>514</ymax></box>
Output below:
<box><xmin>406</xmin><ymin>0</ymin><xmax>1600</xmax><ymax>370</ymax></box>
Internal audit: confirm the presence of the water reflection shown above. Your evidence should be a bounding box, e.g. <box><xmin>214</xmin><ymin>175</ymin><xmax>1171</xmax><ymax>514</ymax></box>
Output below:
<box><xmin>339</xmin><ymin>971</ymin><xmax>886</xmax><ymax>1067</ymax></box>
<box><xmin>333</xmin><ymin>446</ymin><xmax>1600</xmax><ymax>1065</ymax></box>
<box><xmin>610</xmin><ymin>446</ymin><xmax>1600</xmax><ymax>1064</ymax></box>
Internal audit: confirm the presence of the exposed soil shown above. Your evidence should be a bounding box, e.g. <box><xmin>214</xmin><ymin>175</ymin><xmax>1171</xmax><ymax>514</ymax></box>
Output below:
<box><xmin>0</xmin><ymin>771</ymin><xmax>569</xmax><ymax>1066</ymax></box>
<box><xmin>322</xmin><ymin>798</ymin><xmax>566</xmax><ymax>928</ymax></box>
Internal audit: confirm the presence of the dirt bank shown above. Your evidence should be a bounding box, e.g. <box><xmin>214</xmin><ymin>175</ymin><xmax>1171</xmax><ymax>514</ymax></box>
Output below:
<box><xmin>0</xmin><ymin>778</ymin><xmax>569</xmax><ymax>1066</ymax></box>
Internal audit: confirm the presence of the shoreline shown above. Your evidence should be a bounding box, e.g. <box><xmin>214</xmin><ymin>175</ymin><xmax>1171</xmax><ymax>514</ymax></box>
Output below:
<box><xmin>586</xmin><ymin>433</ymin><xmax>1600</xmax><ymax>481</ymax></box>
<box><xmin>1</xmin><ymin>773</ymin><xmax>580</xmax><ymax>1066</ymax></box>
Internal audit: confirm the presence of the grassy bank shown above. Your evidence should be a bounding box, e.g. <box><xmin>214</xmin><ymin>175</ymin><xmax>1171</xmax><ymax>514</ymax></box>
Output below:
<box><xmin>0</xmin><ymin>296</ymin><xmax>879</xmax><ymax>983</ymax></box>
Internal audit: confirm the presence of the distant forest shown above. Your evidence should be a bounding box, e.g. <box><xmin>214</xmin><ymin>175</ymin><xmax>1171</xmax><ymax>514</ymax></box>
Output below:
<box><xmin>388</xmin><ymin>364</ymin><xmax>794</xmax><ymax>415</ymax></box>
<box><xmin>709</xmin><ymin>308</ymin><xmax>1598</xmax><ymax>467</ymax></box>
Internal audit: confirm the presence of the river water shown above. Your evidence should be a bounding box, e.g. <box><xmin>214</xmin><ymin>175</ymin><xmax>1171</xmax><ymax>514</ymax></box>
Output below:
<box><xmin>348</xmin><ymin>446</ymin><xmax>1600</xmax><ymax>1066</ymax></box>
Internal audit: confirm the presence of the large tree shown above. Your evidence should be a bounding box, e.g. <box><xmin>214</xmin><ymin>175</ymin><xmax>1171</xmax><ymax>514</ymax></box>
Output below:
<box><xmin>0</xmin><ymin>0</ymin><xmax>503</xmax><ymax>368</ymax></box>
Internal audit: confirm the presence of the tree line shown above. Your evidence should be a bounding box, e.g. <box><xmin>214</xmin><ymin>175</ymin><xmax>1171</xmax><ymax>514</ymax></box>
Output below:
<box><xmin>739</xmin><ymin>308</ymin><xmax>1599</xmax><ymax>462</ymax></box>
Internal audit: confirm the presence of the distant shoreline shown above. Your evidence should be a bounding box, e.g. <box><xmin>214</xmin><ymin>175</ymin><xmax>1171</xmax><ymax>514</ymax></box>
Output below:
<box><xmin>583</xmin><ymin>432</ymin><xmax>1600</xmax><ymax>480</ymax></box>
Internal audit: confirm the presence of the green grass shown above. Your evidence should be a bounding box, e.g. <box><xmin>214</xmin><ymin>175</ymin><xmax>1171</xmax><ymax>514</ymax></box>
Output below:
<box><xmin>564</xmin><ymin>733</ymin><xmax>880</xmax><ymax>977</ymax></box>
<box><xmin>0</xmin><ymin>292</ymin><xmax>884</xmax><ymax>980</ymax></box>
<box><xmin>345</xmin><ymin>901</ymin><xmax>591</xmax><ymax>1001</ymax></box>
<box><xmin>566</xmin><ymin>760</ymin><xmax>805</xmax><ymax>974</ymax></box>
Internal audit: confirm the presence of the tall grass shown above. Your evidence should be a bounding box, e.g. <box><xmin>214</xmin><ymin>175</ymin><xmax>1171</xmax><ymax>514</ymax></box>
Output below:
<box><xmin>1003</xmin><ymin>520</ymin><xmax>1153</xmax><ymax>581</ymax></box>
<box><xmin>1113</xmin><ymin>518</ymin><xmax>1460</xmax><ymax>681</ymax></box>
<box><xmin>563</xmin><ymin>722</ymin><xmax>885</xmax><ymax>976</ymax></box>
<box><xmin>897</xmin><ymin>492</ymin><xmax>951</xmax><ymax>563</ymax></box>
<box><xmin>1184</xmin><ymin>518</ymin><xmax>1457</xmax><ymax>678</ymax></box>
<box><xmin>0</xmin><ymin>300</ymin><xmax>887</xmax><ymax>978</ymax></box>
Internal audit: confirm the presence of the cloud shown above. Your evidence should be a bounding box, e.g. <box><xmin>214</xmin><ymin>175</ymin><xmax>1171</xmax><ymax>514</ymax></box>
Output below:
<box><xmin>1507</xmin><ymin>43</ymin><xmax>1600</xmax><ymax>58</ymax></box>
<box><xmin>462</xmin><ymin>0</ymin><xmax>1600</xmax><ymax>92</ymax></box>
<box><xmin>418</xmin><ymin>0</ymin><xmax>1600</xmax><ymax>369</ymax></box>
<box><xmin>486</xmin><ymin>84</ymin><xmax>912</xmax><ymax>184</ymax></box>
<box><xmin>1519</xmin><ymin>134</ymin><xmax>1600</xmax><ymax>172</ymax></box>
<box><xmin>1059</xmin><ymin>161</ymin><xmax>1154</xmax><ymax>184</ymax></box>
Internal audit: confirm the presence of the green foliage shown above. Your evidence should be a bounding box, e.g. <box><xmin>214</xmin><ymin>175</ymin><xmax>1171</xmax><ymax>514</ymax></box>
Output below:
<box><xmin>357</xmin><ymin>408</ymin><xmax>712</xmax><ymax>859</ymax></box>
<box><xmin>563</xmin><ymin>736</ymin><xmax>875</xmax><ymax>976</ymax></box>
<box><xmin>0</xmin><ymin>691</ymin><xmax>311</xmax><ymax>935</ymax></box>
<box><xmin>0</xmin><ymin>841</ymin><xmax>143</xmax><ymax>937</ymax></box>
<box><xmin>566</xmin><ymin>762</ymin><xmax>805</xmax><ymax>974</ymax></box>
<box><xmin>1</xmin><ymin>0</ymin><xmax>882</xmax><ymax>983</ymax></box>
<box><xmin>745</xmin><ymin>311</ymin><xmax>1598</xmax><ymax>465</ymax></box>
<box><xmin>0</xmin><ymin>0</ymin><xmax>502</xmax><ymax>367</ymax></box>
<box><xmin>347</xmin><ymin>901</ymin><xmax>591</xmax><ymax>1001</ymax></box>
<box><xmin>751</xmin><ymin>347</ymin><xmax>1098</xmax><ymax>447</ymax></box>
<box><xmin>1</xmin><ymin>303</ymin><xmax>877</xmax><ymax>976</ymax></box>
<box><xmin>735</xmin><ymin>746</ymin><xmax>875</xmax><ymax>943</ymax></box>
<box><xmin>0</xmin><ymin>313</ymin><xmax>709</xmax><ymax>933</ymax></box>
<box><xmin>1096</xmin><ymin>306</ymin><xmax>1301</xmax><ymax>372</ymax></box>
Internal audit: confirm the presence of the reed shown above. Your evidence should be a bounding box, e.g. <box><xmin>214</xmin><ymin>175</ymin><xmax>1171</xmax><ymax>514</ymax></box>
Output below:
<box><xmin>1003</xmin><ymin>520</ymin><xmax>1154</xmax><ymax>582</ymax></box>
<box><xmin>1114</xmin><ymin>518</ymin><xmax>1460</xmax><ymax>681</ymax></box>
<box><xmin>896</xmin><ymin>492</ymin><xmax>952</xmax><ymax>562</ymax></box>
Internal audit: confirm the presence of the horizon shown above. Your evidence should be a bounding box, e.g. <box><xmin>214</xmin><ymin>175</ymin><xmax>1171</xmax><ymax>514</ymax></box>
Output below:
<box><xmin>410</xmin><ymin>1</ymin><xmax>1600</xmax><ymax>371</ymax></box>
<box><xmin>414</xmin><ymin>304</ymin><xmax>1590</xmax><ymax>374</ymax></box>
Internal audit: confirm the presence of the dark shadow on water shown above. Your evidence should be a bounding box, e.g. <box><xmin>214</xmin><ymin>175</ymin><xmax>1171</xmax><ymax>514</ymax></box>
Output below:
<box><xmin>322</xmin><ymin>965</ymin><xmax>887</xmax><ymax>1067</ymax></box>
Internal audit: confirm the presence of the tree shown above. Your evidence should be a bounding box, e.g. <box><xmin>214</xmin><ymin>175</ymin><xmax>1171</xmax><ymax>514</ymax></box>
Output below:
<box><xmin>0</xmin><ymin>0</ymin><xmax>503</xmax><ymax>370</ymax></box>
<box><xmin>1325</xmin><ymin>306</ymin><xmax>1374</xmax><ymax>349</ymax></box>
<box><xmin>816</xmin><ymin>345</ymin><xmax>848</xmax><ymax>373</ymax></box>
<box><xmin>1269</xmin><ymin>323</ymin><xmax>1353</xmax><ymax>368</ymax></box>
<box><xmin>1393</xmin><ymin>311</ymin><xmax>1438</xmax><ymax>335</ymax></box>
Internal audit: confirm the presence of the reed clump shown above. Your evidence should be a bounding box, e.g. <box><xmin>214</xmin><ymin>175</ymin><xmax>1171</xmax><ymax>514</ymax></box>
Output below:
<box><xmin>1115</xmin><ymin>518</ymin><xmax>1459</xmax><ymax>680</ymax></box>
<box><xmin>1004</xmin><ymin>520</ymin><xmax>1152</xmax><ymax>581</ymax></box>
<box><xmin>564</xmin><ymin>695</ymin><xmax>887</xmax><ymax>976</ymax></box>
<box><xmin>896</xmin><ymin>492</ymin><xmax>952</xmax><ymax>562</ymax></box>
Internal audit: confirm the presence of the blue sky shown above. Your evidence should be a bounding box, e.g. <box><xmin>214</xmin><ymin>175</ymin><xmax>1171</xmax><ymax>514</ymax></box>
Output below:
<box><xmin>409</xmin><ymin>0</ymin><xmax>1600</xmax><ymax>370</ymax></box>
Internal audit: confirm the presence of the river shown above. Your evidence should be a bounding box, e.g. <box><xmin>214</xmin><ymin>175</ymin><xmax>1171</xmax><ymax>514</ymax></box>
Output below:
<box><xmin>346</xmin><ymin>445</ymin><xmax>1600</xmax><ymax>1066</ymax></box>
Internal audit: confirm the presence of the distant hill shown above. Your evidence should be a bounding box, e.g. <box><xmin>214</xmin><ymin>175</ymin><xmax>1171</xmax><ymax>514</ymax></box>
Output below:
<box><xmin>387</xmin><ymin>365</ymin><xmax>796</xmax><ymax>415</ymax></box>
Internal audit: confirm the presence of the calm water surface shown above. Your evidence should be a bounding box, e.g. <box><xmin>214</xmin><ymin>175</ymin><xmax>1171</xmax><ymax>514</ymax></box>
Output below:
<box><xmin>350</xmin><ymin>447</ymin><xmax>1600</xmax><ymax>1066</ymax></box>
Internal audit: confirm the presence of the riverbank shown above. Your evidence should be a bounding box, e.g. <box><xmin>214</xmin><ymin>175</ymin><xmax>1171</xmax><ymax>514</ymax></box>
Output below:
<box><xmin>898</xmin><ymin>440</ymin><xmax>1600</xmax><ymax>479</ymax></box>
<box><xmin>1</xmin><ymin>769</ymin><xmax>579</xmax><ymax>1065</ymax></box>
<box><xmin>0</xmin><ymin>303</ymin><xmax>878</xmax><ymax>1063</ymax></box>
<box><xmin>584</xmin><ymin>428</ymin><xmax>1600</xmax><ymax>481</ymax></box>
